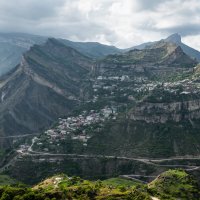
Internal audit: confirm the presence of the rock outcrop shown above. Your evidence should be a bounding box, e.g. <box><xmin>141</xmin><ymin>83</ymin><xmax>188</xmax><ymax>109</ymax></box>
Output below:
<box><xmin>130</xmin><ymin>99</ymin><xmax>200</xmax><ymax>123</ymax></box>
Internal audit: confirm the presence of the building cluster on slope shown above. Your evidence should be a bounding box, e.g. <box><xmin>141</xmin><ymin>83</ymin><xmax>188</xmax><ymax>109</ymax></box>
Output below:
<box><xmin>91</xmin><ymin>74</ymin><xmax>153</xmax><ymax>102</ymax></box>
<box><xmin>34</xmin><ymin>107</ymin><xmax>118</xmax><ymax>149</ymax></box>
<box><xmin>163</xmin><ymin>79</ymin><xmax>200</xmax><ymax>95</ymax></box>
<box><xmin>17</xmin><ymin>70</ymin><xmax>200</xmax><ymax>155</ymax></box>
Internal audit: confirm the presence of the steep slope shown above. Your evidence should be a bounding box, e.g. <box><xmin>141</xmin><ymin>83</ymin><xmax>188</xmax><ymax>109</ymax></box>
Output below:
<box><xmin>0</xmin><ymin>38</ymin><xmax>93</xmax><ymax>147</ymax></box>
<box><xmin>165</xmin><ymin>33</ymin><xmax>200</xmax><ymax>62</ymax></box>
<box><xmin>2</xmin><ymin>39</ymin><xmax>196</xmax><ymax>156</ymax></box>
<box><xmin>86</xmin><ymin>118</ymin><xmax>200</xmax><ymax>157</ymax></box>
<box><xmin>129</xmin><ymin>33</ymin><xmax>200</xmax><ymax>62</ymax></box>
<box><xmin>59</xmin><ymin>39</ymin><xmax>121</xmax><ymax>59</ymax></box>
<box><xmin>106</xmin><ymin>41</ymin><xmax>197</xmax><ymax>66</ymax></box>
<box><xmin>96</xmin><ymin>41</ymin><xmax>197</xmax><ymax>80</ymax></box>
<box><xmin>86</xmin><ymin>75</ymin><xmax>200</xmax><ymax>158</ymax></box>
<box><xmin>128</xmin><ymin>41</ymin><xmax>155</xmax><ymax>50</ymax></box>
<box><xmin>0</xmin><ymin>32</ymin><xmax>47</xmax><ymax>75</ymax></box>
<box><xmin>77</xmin><ymin>47</ymin><xmax>199</xmax><ymax>158</ymax></box>
<box><xmin>148</xmin><ymin>169</ymin><xmax>200</xmax><ymax>199</ymax></box>
<box><xmin>0</xmin><ymin>32</ymin><xmax>120</xmax><ymax>76</ymax></box>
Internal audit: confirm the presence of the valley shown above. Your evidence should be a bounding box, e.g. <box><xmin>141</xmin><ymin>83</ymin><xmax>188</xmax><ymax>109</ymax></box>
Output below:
<box><xmin>1</xmin><ymin>0</ymin><xmax>200</xmax><ymax>198</ymax></box>
<box><xmin>1</xmin><ymin>33</ymin><xmax>200</xmax><ymax>194</ymax></box>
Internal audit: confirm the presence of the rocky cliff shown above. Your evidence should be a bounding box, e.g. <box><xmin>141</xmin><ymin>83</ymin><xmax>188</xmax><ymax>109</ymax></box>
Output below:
<box><xmin>130</xmin><ymin>99</ymin><xmax>200</xmax><ymax>123</ymax></box>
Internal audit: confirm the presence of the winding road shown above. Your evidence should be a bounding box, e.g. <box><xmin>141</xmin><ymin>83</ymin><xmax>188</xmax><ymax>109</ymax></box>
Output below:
<box><xmin>1</xmin><ymin>137</ymin><xmax>200</xmax><ymax>183</ymax></box>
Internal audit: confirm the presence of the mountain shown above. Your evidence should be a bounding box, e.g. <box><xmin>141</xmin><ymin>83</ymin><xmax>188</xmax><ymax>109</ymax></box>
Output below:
<box><xmin>130</xmin><ymin>33</ymin><xmax>200</xmax><ymax>62</ymax></box>
<box><xmin>0</xmin><ymin>38</ymin><xmax>93</xmax><ymax>148</ymax></box>
<box><xmin>0</xmin><ymin>35</ymin><xmax>197</xmax><ymax>153</ymax></box>
<box><xmin>117</xmin><ymin>41</ymin><xmax>196</xmax><ymax>67</ymax></box>
<box><xmin>0</xmin><ymin>32</ymin><xmax>47</xmax><ymax>75</ymax></box>
<box><xmin>0</xmin><ymin>32</ymin><xmax>199</xmax><ymax>77</ymax></box>
<box><xmin>1</xmin><ymin>34</ymin><xmax>200</xmax><ymax>184</ymax></box>
<box><xmin>165</xmin><ymin>33</ymin><xmax>182</xmax><ymax>43</ymax></box>
<box><xmin>85</xmin><ymin>71</ymin><xmax>200</xmax><ymax>158</ymax></box>
<box><xmin>95</xmin><ymin>40</ymin><xmax>197</xmax><ymax>80</ymax></box>
<box><xmin>59</xmin><ymin>39</ymin><xmax>121</xmax><ymax>59</ymax></box>
<box><xmin>0</xmin><ymin>32</ymin><xmax>121</xmax><ymax>76</ymax></box>
<box><xmin>165</xmin><ymin>33</ymin><xmax>200</xmax><ymax>62</ymax></box>
<box><xmin>26</xmin><ymin>41</ymin><xmax>198</xmax><ymax>159</ymax></box>
<box><xmin>129</xmin><ymin>41</ymin><xmax>155</xmax><ymax>50</ymax></box>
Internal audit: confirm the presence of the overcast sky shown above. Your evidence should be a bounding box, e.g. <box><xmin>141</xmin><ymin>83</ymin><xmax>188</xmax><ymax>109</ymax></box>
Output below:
<box><xmin>0</xmin><ymin>0</ymin><xmax>200</xmax><ymax>50</ymax></box>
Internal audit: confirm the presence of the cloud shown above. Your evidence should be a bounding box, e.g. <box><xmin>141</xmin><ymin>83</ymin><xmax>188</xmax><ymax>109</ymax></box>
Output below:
<box><xmin>0</xmin><ymin>0</ymin><xmax>66</xmax><ymax>20</ymax></box>
<box><xmin>183</xmin><ymin>35</ymin><xmax>200</xmax><ymax>52</ymax></box>
<box><xmin>0</xmin><ymin>0</ymin><xmax>199</xmax><ymax>50</ymax></box>
<box><xmin>138</xmin><ymin>0</ymin><xmax>164</xmax><ymax>10</ymax></box>
<box><xmin>151</xmin><ymin>0</ymin><xmax>200</xmax><ymax>35</ymax></box>
<box><xmin>158</xmin><ymin>24</ymin><xmax>200</xmax><ymax>36</ymax></box>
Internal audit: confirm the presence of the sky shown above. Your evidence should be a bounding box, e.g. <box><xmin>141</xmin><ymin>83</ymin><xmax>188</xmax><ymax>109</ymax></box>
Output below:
<box><xmin>0</xmin><ymin>0</ymin><xmax>200</xmax><ymax>50</ymax></box>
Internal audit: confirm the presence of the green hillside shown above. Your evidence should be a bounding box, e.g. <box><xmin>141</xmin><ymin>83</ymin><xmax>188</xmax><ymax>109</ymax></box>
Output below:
<box><xmin>0</xmin><ymin>170</ymin><xmax>199</xmax><ymax>200</ymax></box>
<box><xmin>148</xmin><ymin>169</ymin><xmax>200</xmax><ymax>199</ymax></box>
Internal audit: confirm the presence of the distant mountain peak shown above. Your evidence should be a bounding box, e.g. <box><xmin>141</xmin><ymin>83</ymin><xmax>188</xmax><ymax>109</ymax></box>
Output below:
<box><xmin>165</xmin><ymin>33</ymin><xmax>182</xmax><ymax>44</ymax></box>
<box><xmin>130</xmin><ymin>33</ymin><xmax>200</xmax><ymax>62</ymax></box>
<box><xmin>45</xmin><ymin>37</ymin><xmax>66</xmax><ymax>48</ymax></box>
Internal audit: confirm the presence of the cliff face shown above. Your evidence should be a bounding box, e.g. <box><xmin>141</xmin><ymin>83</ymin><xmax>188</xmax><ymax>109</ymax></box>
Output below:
<box><xmin>130</xmin><ymin>99</ymin><xmax>200</xmax><ymax>123</ymax></box>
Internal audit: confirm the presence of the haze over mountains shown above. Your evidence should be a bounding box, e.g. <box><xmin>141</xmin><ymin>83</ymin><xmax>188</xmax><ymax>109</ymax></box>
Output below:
<box><xmin>0</xmin><ymin>32</ymin><xmax>120</xmax><ymax>76</ymax></box>
<box><xmin>0</xmin><ymin>32</ymin><xmax>200</xmax><ymax>76</ymax></box>
<box><xmin>132</xmin><ymin>33</ymin><xmax>200</xmax><ymax>62</ymax></box>
<box><xmin>0</xmin><ymin>33</ymin><xmax>47</xmax><ymax>75</ymax></box>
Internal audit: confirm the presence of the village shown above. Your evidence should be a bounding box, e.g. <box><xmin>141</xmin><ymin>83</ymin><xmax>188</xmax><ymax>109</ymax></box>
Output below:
<box><xmin>17</xmin><ymin>72</ymin><xmax>200</xmax><ymax>155</ymax></box>
<box><xmin>16</xmin><ymin>106</ymin><xmax>119</xmax><ymax>154</ymax></box>
<box><xmin>45</xmin><ymin>106</ymin><xmax>117</xmax><ymax>143</ymax></box>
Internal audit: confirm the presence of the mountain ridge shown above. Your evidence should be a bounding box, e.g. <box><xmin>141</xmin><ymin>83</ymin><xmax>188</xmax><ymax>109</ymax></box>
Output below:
<box><xmin>0</xmin><ymin>38</ymin><xmax>94</xmax><ymax>148</ymax></box>
<box><xmin>130</xmin><ymin>33</ymin><xmax>200</xmax><ymax>62</ymax></box>
<box><xmin>0</xmin><ymin>32</ymin><xmax>121</xmax><ymax>76</ymax></box>
<box><xmin>0</xmin><ymin>32</ymin><xmax>199</xmax><ymax>76</ymax></box>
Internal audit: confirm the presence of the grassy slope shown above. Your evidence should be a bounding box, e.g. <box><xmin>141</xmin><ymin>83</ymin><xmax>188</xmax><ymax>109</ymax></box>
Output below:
<box><xmin>102</xmin><ymin>177</ymin><xmax>141</xmax><ymax>187</ymax></box>
<box><xmin>148</xmin><ymin>169</ymin><xmax>200</xmax><ymax>199</ymax></box>
<box><xmin>6</xmin><ymin>175</ymin><xmax>151</xmax><ymax>200</ymax></box>
<box><xmin>0</xmin><ymin>170</ymin><xmax>199</xmax><ymax>200</ymax></box>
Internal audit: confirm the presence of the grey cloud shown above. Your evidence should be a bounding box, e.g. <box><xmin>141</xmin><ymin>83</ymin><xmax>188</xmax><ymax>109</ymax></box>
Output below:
<box><xmin>160</xmin><ymin>24</ymin><xmax>200</xmax><ymax>36</ymax></box>
<box><xmin>136</xmin><ymin>18</ymin><xmax>200</xmax><ymax>37</ymax></box>
<box><xmin>0</xmin><ymin>0</ymin><xmax>199</xmax><ymax>49</ymax></box>
<box><xmin>0</xmin><ymin>0</ymin><xmax>66</xmax><ymax>20</ymax></box>
<box><xmin>138</xmin><ymin>0</ymin><xmax>164</xmax><ymax>10</ymax></box>
<box><xmin>0</xmin><ymin>0</ymin><xmax>109</xmax><ymax>39</ymax></box>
